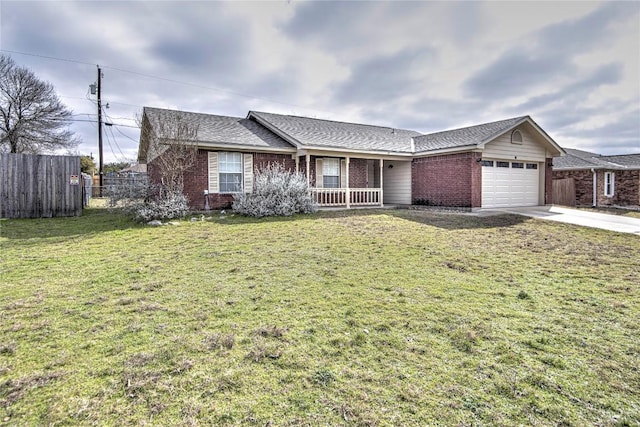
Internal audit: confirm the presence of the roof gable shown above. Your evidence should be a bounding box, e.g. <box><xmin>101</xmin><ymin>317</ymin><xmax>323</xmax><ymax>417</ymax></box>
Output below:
<box><xmin>413</xmin><ymin>115</ymin><xmax>564</xmax><ymax>157</ymax></box>
<box><xmin>143</xmin><ymin>107</ymin><xmax>294</xmax><ymax>151</ymax></box>
<box><xmin>413</xmin><ymin>116</ymin><xmax>528</xmax><ymax>152</ymax></box>
<box><xmin>249</xmin><ymin>111</ymin><xmax>420</xmax><ymax>154</ymax></box>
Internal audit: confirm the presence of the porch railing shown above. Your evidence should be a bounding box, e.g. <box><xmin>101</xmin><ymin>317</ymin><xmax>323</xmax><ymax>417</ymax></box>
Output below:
<box><xmin>311</xmin><ymin>188</ymin><xmax>381</xmax><ymax>207</ymax></box>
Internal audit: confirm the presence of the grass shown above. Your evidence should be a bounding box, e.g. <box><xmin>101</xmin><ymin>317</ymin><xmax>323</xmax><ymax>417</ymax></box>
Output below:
<box><xmin>1</xmin><ymin>205</ymin><xmax>639</xmax><ymax>426</ymax></box>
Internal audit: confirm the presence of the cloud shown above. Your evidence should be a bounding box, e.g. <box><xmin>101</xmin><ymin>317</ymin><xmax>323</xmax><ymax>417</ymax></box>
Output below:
<box><xmin>514</xmin><ymin>63</ymin><xmax>623</xmax><ymax>112</ymax></box>
<box><xmin>332</xmin><ymin>47</ymin><xmax>436</xmax><ymax>105</ymax></box>
<box><xmin>1</xmin><ymin>1</ymin><xmax>638</xmax><ymax>160</ymax></box>
<box><xmin>464</xmin><ymin>2</ymin><xmax>638</xmax><ymax>100</ymax></box>
<box><xmin>464</xmin><ymin>49</ymin><xmax>573</xmax><ymax>99</ymax></box>
<box><xmin>535</xmin><ymin>2</ymin><xmax>638</xmax><ymax>55</ymax></box>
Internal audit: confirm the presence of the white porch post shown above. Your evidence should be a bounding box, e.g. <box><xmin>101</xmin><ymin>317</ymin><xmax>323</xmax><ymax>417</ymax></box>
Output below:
<box><xmin>305</xmin><ymin>153</ymin><xmax>310</xmax><ymax>185</ymax></box>
<box><xmin>295</xmin><ymin>154</ymin><xmax>299</xmax><ymax>174</ymax></box>
<box><xmin>345</xmin><ymin>156</ymin><xmax>350</xmax><ymax>209</ymax></box>
<box><xmin>380</xmin><ymin>159</ymin><xmax>384</xmax><ymax>207</ymax></box>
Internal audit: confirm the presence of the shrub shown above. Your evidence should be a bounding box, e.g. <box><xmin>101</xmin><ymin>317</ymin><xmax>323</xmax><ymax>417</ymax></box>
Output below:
<box><xmin>131</xmin><ymin>190</ymin><xmax>189</xmax><ymax>222</ymax></box>
<box><xmin>106</xmin><ymin>181</ymin><xmax>189</xmax><ymax>222</ymax></box>
<box><xmin>232</xmin><ymin>163</ymin><xmax>317</xmax><ymax>217</ymax></box>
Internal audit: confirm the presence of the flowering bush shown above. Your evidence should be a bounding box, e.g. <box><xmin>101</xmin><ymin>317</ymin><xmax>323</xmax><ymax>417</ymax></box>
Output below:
<box><xmin>232</xmin><ymin>163</ymin><xmax>317</xmax><ymax>217</ymax></box>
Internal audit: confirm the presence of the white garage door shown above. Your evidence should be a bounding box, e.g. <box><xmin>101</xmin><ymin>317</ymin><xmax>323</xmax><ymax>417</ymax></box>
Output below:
<box><xmin>482</xmin><ymin>160</ymin><xmax>540</xmax><ymax>208</ymax></box>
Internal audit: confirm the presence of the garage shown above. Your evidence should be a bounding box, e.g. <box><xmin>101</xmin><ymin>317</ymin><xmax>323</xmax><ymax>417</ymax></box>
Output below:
<box><xmin>481</xmin><ymin>159</ymin><xmax>540</xmax><ymax>208</ymax></box>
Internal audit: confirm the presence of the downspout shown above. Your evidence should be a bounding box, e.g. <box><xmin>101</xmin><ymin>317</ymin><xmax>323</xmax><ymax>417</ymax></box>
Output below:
<box><xmin>591</xmin><ymin>168</ymin><xmax>596</xmax><ymax>207</ymax></box>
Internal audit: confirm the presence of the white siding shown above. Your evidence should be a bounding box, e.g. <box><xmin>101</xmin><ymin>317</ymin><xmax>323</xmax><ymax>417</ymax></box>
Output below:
<box><xmin>383</xmin><ymin>161</ymin><xmax>411</xmax><ymax>204</ymax></box>
<box><xmin>483</xmin><ymin>126</ymin><xmax>546</xmax><ymax>162</ymax></box>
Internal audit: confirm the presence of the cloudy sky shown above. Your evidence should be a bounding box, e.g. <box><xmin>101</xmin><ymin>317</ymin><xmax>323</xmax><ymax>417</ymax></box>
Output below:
<box><xmin>1</xmin><ymin>1</ymin><xmax>639</xmax><ymax>164</ymax></box>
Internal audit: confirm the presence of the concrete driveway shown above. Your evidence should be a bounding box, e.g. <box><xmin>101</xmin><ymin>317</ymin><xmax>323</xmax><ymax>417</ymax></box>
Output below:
<box><xmin>483</xmin><ymin>206</ymin><xmax>640</xmax><ymax>235</ymax></box>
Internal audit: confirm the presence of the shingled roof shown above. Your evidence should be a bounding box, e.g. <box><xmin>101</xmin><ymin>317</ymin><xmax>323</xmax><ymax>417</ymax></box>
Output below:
<box><xmin>143</xmin><ymin>107</ymin><xmax>294</xmax><ymax>151</ymax></box>
<box><xmin>553</xmin><ymin>148</ymin><xmax>640</xmax><ymax>170</ymax></box>
<box><xmin>249</xmin><ymin>111</ymin><xmax>420</xmax><ymax>154</ymax></box>
<box><xmin>413</xmin><ymin>116</ymin><xmax>528</xmax><ymax>153</ymax></box>
<box><xmin>140</xmin><ymin>107</ymin><xmax>563</xmax><ymax>160</ymax></box>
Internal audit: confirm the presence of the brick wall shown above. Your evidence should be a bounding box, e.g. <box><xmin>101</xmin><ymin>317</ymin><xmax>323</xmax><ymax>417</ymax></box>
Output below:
<box><xmin>299</xmin><ymin>156</ymin><xmax>368</xmax><ymax>187</ymax></box>
<box><xmin>552</xmin><ymin>169</ymin><xmax>640</xmax><ymax>207</ymax></box>
<box><xmin>150</xmin><ymin>150</ymin><xmax>297</xmax><ymax>210</ymax></box>
<box><xmin>411</xmin><ymin>152</ymin><xmax>481</xmax><ymax>208</ymax></box>
<box><xmin>552</xmin><ymin>169</ymin><xmax>594</xmax><ymax>206</ymax></box>
<box><xmin>544</xmin><ymin>158</ymin><xmax>553</xmax><ymax>205</ymax></box>
<box><xmin>253</xmin><ymin>152</ymin><xmax>296</xmax><ymax>173</ymax></box>
<box><xmin>349</xmin><ymin>158</ymin><xmax>368</xmax><ymax>188</ymax></box>
<box><xmin>599</xmin><ymin>169</ymin><xmax>640</xmax><ymax>207</ymax></box>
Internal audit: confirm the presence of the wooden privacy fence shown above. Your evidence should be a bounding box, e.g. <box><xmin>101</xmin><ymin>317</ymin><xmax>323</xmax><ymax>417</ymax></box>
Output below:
<box><xmin>552</xmin><ymin>178</ymin><xmax>576</xmax><ymax>207</ymax></box>
<box><xmin>0</xmin><ymin>153</ymin><xmax>82</xmax><ymax>218</ymax></box>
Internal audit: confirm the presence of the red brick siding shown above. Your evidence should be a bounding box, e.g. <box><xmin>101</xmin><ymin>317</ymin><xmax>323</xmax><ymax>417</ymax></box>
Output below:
<box><xmin>253</xmin><ymin>152</ymin><xmax>296</xmax><ymax>172</ymax></box>
<box><xmin>411</xmin><ymin>152</ymin><xmax>481</xmax><ymax>208</ymax></box>
<box><xmin>544</xmin><ymin>158</ymin><xmax>553</xmax><ymax>205</ymax></box>
<box><xmin>552</xmin><ymin>169</ymin><xmax>640</xmax><ymax>207</ymax></box>
<box><xmin>150</xmin><ymin>150</ymin><xmax>297</xmax><ymax>210</ymax></box>
<box><xmin>349</xmin><ymin>158</ymin><xmax>368</xmax><ymax>188</ymax></box>
<box><xmin>552</xmin><ymin>169</ymin><xmax>594</xmax><ymax>206</ymax></box>
<box><xmin>598</xmin><ymin>169</ymin><xmax>639</xmax><ymax>207</ymax></box>
<box><xmin>299</xmin><ymin>156</ymin><xmax>368</xmax><ymax>187</ymax></box>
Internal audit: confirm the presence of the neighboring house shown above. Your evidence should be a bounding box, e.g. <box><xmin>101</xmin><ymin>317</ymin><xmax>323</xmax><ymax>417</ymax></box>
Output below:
<box><xmin>552</xmin><ymin>148</ymin><xmax>640</xmax><ymax>208</ymax></box>
<box><xmin>119</xmin><ymin>163</ymin><xmax>147</xmax><ymax>176</ymax></box>
<box><xmin>138</xmin><ymin>107</ymin><xmax>564</xmax><ymax>210</ymax></box>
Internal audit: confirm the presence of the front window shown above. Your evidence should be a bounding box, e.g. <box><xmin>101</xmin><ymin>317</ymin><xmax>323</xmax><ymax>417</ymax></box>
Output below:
<box><xmin>219</xmin><ymin>152</ymin><xmax>243</xmax><ymax>193</ymax></box>
<box><xmin>604</xmin><ymin>172</ymin><xmax>615</xmax><ymax>197</ymax></box>
<box><xmin>323</xmin><ymin>158</ymin><xmax>340</xmax><ymax>188</ymax></box>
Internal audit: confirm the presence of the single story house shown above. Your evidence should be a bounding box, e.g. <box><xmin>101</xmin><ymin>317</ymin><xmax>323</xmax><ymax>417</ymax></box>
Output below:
<box><xmin>138</xmin><ymin>107</ymin><xmax>565</xmax><ymax>210</ymax></box>
<box><xmin>552</xmin><ymin>148</ymin><xmax>640</xmax><ymax>208</ymax></box>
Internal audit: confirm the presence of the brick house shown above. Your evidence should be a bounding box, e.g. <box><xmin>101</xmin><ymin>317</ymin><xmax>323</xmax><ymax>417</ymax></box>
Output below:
<box><xmin>552</xmin><ymin>149</ymin><xmax>640</xmax><ymax>208</ymax></box>
<box><xmin>138</xmin><ymin>107</ymin><xmax>564</xmax><ymax>210</ymax></box>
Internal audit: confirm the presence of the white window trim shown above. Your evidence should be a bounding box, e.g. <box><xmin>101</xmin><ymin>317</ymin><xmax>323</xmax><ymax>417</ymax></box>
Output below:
<box><xmin>604</xmin><ymin>172</ymin><xmax>615</xmax><ymax>197</ymax></box>
<box><xmin>322</xmin><ymin>157</ymin><xmax>340</xmax><ymax>188</ymax></box>
<box><xmin>219</xmin><ymin>151</ymin><xmax>243</xmax><ymax>193</ymax></box>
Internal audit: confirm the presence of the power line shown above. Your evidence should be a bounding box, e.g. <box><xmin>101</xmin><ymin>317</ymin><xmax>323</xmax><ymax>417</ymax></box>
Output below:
<box><xmin>112</xmin><ymin>122</ymin><xmax>140</xmax><ymax>143</ymax></box>
<box><xmin>0</xmin><ymin>49</ymin><xmax>95</xmax><ymax>66</ymax></box>
<box><xmin>106</xmin><ymin>124</ymin><xmax>127</xmax><ymax>160</ymax></box>
<box><xmin>1</xmin><ymin>48</ymin><xmax>338</xmax><ymax>117</ymax></box>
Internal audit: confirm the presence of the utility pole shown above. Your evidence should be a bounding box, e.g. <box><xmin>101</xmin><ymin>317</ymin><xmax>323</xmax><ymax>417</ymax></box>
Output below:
<box><xmin>97</xmin><ymin>66</ymin><xmax>104</xmax><ymax>194</ymax></box>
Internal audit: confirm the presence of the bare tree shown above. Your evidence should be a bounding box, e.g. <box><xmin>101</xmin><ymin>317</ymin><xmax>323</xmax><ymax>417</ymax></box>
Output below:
<box><xmin>140</xmin><ymin>109</ymin><xmax>199</xmax><ymax>194</ymax></box>
<box><xmin>0</xmin><ymin>55</ymin><xmax>78</xmax><ymax>153</ymax></box>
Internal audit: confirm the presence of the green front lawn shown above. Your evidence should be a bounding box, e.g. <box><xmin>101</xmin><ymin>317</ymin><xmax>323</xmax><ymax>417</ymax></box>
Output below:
<box><xmin>1</xmin><ymin>208</ymin><xmax>638</xmax><ymax>426</ymax></box>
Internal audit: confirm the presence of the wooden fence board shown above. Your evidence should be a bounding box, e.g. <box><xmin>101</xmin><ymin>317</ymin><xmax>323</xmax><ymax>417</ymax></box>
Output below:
<box><xmin>552</xmin><ymin>178</ymin><xmax>576</xmax><ymax>207</ymax></box>
<box><xmin>0</xmin><ymin>153</ymin><xmax>82</xmax><ymax>218</ymax></box>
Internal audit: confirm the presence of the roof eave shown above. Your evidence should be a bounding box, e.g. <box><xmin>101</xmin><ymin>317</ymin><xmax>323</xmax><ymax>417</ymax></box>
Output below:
<box><xmin>300</xmin><ymin>145</ymin><xmax>414</xmax><ymax>157</ymax></box>
<box><xmin>195</xmin><ymin>141</ymin><xmax>296</xmax><ymax>154</ymax></box>
<box><xmin>413</xmin><ymin>145</ymin><xmax>479</xmax><ymax>157</ymax></box>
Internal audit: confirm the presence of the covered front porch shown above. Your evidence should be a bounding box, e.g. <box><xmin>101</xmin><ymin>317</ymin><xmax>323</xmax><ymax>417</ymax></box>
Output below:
<box><xmin>311</xmin><ymin>187</ymin><xmax>382</xmax><ymax>207</ymax></box>
<box><xmin>296</xmin><ymin>151</ymin><xmax>411</xmax><ymax>208</ymax></box>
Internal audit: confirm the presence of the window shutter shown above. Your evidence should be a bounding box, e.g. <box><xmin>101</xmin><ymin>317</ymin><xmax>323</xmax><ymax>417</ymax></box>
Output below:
<box><xmin>315</xmin><ymin>158</ymin><xmax>323</xmax><ymax>188</ymax></box>
<box><xmin>208</xmin><ymin>152</ymin><xmax>219</xmax><ymax>193</ymax></box>
<box><xmin>243</xmin><ymin>153</ymin><xmax>253</xmax><ymax>193</ymax></box>
<box><xmin>340</xmin><ymin>159</ymin><xmax>347</xmax><ymax>188</ymax></box>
